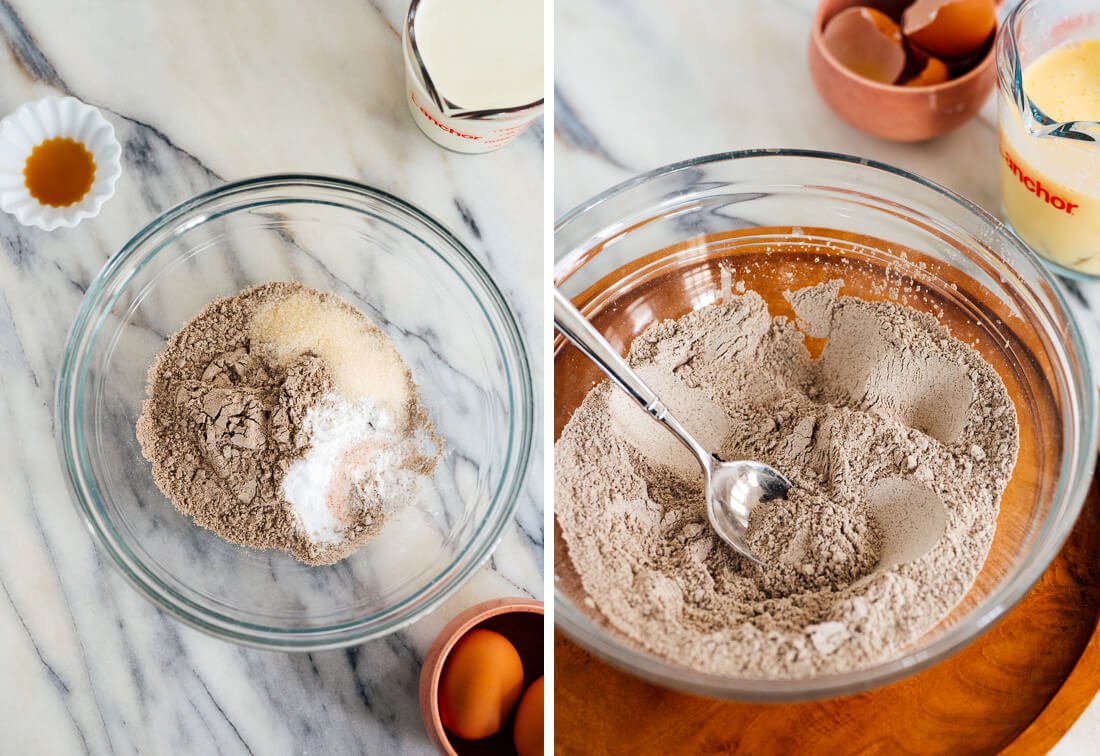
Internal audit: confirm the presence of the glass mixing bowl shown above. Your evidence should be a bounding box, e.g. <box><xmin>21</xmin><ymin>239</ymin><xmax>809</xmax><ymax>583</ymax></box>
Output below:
<box><xmin>58</xmin><ymin>175</ymin><xmax>534</xmax><ymax>650</ymax></box>
<box><xmin>554</xmin><ymin>150</ymin><xmax>1097</xmax><ymax>700</ymax></box>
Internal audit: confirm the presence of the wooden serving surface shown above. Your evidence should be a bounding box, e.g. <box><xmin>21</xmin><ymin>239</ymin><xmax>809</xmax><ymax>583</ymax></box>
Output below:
<box><xmin>555</xmin><ymin>476</ymin><xmax>1100</xmax><ymax>754</ymax></box>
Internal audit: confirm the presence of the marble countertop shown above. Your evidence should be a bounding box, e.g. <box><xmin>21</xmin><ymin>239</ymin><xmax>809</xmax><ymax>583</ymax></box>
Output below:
<box><xmin>555</xmin><ymin>0</ymin><xmax>1098</xmax><ymax>752</ymax></box>
<box><xmin>0</xmin><ymin>1</ymin><xmax>542</xmax><ymax>753</ymax></box>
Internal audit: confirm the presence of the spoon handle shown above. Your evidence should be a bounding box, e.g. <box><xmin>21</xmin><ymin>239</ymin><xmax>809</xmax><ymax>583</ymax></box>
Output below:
<box><xmin>553</xmin><ymin>290</ymin><xmax>710</xmax><ymax>464</ymax></box>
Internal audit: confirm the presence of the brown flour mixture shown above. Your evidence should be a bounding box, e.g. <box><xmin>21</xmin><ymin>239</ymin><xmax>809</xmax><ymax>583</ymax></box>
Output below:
<box><xmin>555</xmin><ymin>281</ymin><xmax>1019</xmax><ymax>678</ymax></box>
<box><xmin>137</xmin><ymin>282</ymin><xmax>439</xmax><ymax>565</ymax></box>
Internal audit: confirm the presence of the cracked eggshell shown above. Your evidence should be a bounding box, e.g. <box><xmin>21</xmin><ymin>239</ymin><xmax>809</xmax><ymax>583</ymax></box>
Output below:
<box><xmin>809</xmin><ymin>0</ymin><xmax>998</xmax><ymax>141</ymax></box>
<box><xmin>903</xmin><ymin>0</ymin><xmax>997</xmax><ymax>61</ymax></box>
<box><xmin>822</xmin><ymin>6</ymin><xmax>907</xmax><ymax>84</ymax></box>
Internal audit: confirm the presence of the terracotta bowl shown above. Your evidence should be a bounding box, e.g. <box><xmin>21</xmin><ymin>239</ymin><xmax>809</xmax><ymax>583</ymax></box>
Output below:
<box><xmin>808</xmin><ymin>0</ymin><xmax>998</xmax><ymax>141</ymax></box>
<box><xmin>419</xmin><ymin>598</ymin><xmax>544</xmax><ymax>755</ymax></box>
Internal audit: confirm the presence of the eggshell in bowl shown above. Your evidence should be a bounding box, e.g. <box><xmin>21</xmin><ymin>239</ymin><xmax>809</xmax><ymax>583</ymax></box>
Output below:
<box><xmin>905</xmin><ymin>55</ymin><xmax>950</xmax><ymax>86</ymax></box>
<box><xmin>822</xmin><ymin>6</ymin><xmax>906</xmax><ymax>84</ymax></box>
<box><xmin>903</xmin><ymin>0</ymin><xmax>997</xmax><ymax>60</ymax></box>
<box><xmin>808</xmin><ymin>0</ymin><xmax>999</xmax><ymax>141</ymax></box>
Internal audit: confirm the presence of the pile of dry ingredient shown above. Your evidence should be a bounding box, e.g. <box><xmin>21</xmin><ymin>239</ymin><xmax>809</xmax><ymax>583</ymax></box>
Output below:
<box><xmin>137</xmin><ymin>282</ymin><xmax>441</xmax><ymax>565</ymax></box>
<box><xmin>555</xmin><ymin>280</ymin><xmax>1019</xmax><ymax>678</ymax></box>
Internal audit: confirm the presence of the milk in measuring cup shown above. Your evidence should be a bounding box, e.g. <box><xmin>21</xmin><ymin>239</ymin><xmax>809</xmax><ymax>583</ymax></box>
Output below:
<box><xmin>403</xmin><ymin>0</ymin><xmax>544</xmax><ymax>153</ymax></box>
<box><xmin>1000</xmin><ymin>39</ymin><xmax>1100</xmax><ymax>275</ymax></box>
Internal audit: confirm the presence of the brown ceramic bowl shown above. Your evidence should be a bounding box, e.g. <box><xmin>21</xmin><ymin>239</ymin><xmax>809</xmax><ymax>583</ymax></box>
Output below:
<box><xmin>809</xmin><ymin>0</ymin><xmax>998</xmax><ymax>141</ymax></box>
<box><xmin>419</xmin><ymin>598</ymin><xmax>544</xmax><ymax>755</ymax></box>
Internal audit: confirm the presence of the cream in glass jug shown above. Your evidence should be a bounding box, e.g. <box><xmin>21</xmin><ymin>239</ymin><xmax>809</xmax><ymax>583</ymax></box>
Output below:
<box><xmin>997</xmin><ymin>0</ymin><xmax>1100</xmax><ymax>277</ymax></box>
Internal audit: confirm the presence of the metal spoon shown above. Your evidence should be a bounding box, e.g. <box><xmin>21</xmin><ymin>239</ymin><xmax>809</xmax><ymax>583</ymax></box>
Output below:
<box><xmin>554</xmin><ymin>290</ymin><xmax>791</xmax><ymax>566</ymax></box>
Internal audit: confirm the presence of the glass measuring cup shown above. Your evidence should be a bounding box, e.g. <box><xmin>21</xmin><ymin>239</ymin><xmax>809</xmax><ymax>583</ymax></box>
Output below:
<box><xmin>997</xmin><ymin>0</ymin><xmax>1100</xmax><ymax>278</ymax></box>
<box><xmin>402</xmin><ymin>0</ymin><xmax>544</xmax><ymax>154</ymax></box>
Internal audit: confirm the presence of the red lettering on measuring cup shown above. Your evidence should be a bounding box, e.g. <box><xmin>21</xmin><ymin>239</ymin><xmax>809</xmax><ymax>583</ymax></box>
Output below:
<box><xmin>1002</xmin><ymin>149</ymin><xmax>1079</xmax><ymax>215</ymax></box>
<box><xmin>410</xmin><ymin>92</ymin><xmax>481</xmax><ymax>141</ymax></box>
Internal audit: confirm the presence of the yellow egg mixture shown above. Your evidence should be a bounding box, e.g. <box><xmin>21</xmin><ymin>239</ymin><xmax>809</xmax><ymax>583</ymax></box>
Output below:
<box><xmin>1000</xmin><ymin>39</ymin><xmax>1100</xmax><ymax>274</ymax></box>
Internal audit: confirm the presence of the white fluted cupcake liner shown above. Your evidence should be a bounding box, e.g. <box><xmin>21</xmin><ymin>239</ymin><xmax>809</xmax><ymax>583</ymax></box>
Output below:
<box><xmin>0</xmin><ymin>96</ymin><xmax>122</xmax><ymax>231</ymax></box>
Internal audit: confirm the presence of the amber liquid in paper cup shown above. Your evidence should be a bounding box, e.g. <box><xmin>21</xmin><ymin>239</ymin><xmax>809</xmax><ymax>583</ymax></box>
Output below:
<box><xmin>0</xmin><ymin>96</ymin><xmax>121</xmax><ymax>230</ymax></box>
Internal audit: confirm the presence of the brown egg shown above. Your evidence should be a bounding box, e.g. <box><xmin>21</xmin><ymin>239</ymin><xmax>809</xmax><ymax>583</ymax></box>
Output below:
<box><xmin>513</xmin><ymin>676</ymin><xmax>544</xmax><ymax>756</ymax></box>
<box><xmin>822</xmin><ymin>6</ymin><xmax>907</xmax><ymax>84</ymax></box>
<box><xmin>905</xmin><ymin>55</ymin><xmax>950</xmax><ymax>86</ymax></box>
<box><xmin>438</xmin><ymin>629</ymin><xmax>525</xmax><ymax>741</ymax></box>
<box><xmin>903</xmin><ymin>0</ymin><xmax>997</xmax><ymax>60</ymax></box>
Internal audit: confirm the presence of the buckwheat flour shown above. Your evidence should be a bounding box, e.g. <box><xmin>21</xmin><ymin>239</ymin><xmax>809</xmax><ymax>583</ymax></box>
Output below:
<box><xmin>136</xmin><ymin>282</ymin><xmax>441</xmax><ymax>565</ymax></box>
<box><xmin>554</xmin><ymin>281</ymin><xmax>1019</xmax><ymax>678</ymax></box>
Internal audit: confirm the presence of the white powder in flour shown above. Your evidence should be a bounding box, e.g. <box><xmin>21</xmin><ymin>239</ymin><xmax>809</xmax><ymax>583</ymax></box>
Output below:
<box><xmin>283</xmin><ymin>395</ymin><xmax>429</xmax><ymax>546</ymax></box>
<box><xmin>239</xmin><ymin>283</ymin><xmax>444</xmax><ymax>563</ymax></box>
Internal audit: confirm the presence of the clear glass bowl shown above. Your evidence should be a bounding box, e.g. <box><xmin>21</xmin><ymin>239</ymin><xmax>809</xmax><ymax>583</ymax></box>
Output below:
<box><xmin>554</xmin><ymin>150</ymin><xmax>1097</xmax><ymax>701</ymax></box>
<box><xmin>58</xmin><ymin>175</ymin><xmax>534</xmax><ymax>650</ymax></box>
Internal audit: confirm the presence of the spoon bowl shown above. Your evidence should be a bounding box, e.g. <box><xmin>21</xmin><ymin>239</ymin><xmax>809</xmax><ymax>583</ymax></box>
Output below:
<box><xmin>707</xmin><ymin>459</ymin><xmax>793</xmax><ymax>566</ymax></box>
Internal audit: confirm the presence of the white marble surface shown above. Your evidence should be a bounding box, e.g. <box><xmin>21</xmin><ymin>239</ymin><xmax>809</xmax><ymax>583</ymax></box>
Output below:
<box><xmin>555</xmin><ymin>0</ymin><xmax>1098</xmax><ymax>751</ymax></box>
<box><xmin>0</xmin><ymin>1</ymin><xmax>542</xmax><ymax>753</ymax></box>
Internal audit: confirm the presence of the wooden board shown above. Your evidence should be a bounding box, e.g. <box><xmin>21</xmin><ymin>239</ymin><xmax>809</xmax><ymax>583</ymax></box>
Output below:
<box><xmin>554</xmin><ymin>476</ymin><xmax>1100</xmax><ymax>755</ymax></box>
